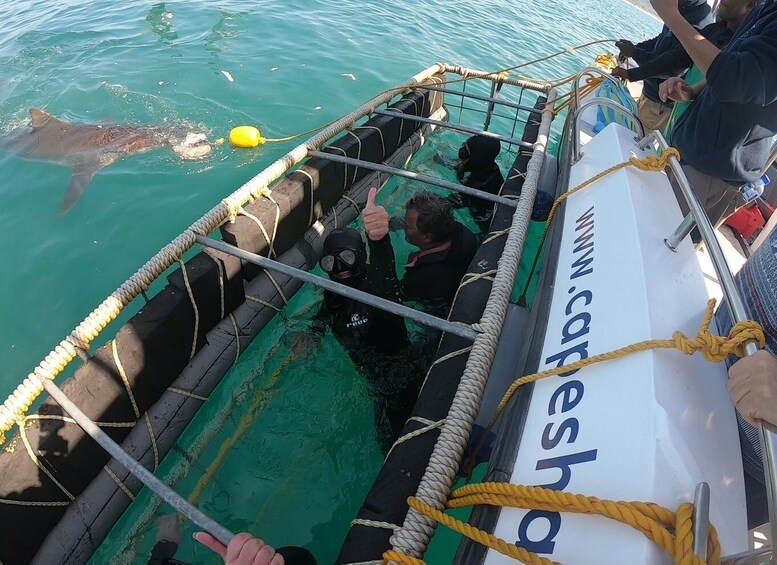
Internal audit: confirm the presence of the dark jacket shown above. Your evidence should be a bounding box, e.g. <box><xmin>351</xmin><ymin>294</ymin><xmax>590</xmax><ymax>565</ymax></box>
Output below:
<box><xmin>672</xmin><ymin>0</ymin><xmax>777</xmax><ymax>184</ymax></box>
<box><xmin>402</xmin><ymin>221</ymin><xmax>478</xmax><ymax>310</ymax></box>
<box><xmin>627</xmin><ymin>21</ymin><xmax>733</xmax><ymax>83</ymax></box>
<box><xmin>461</xmin><ymin>163</ymin><xmax>504</xmax><ymax>231</ymax></box>
<box><xmin>632</xmin><ymin>0</ymin><xmax>713</xmax><ymax>105</ymax></box>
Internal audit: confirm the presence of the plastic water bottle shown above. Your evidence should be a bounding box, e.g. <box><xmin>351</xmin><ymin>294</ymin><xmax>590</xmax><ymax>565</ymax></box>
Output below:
<box><xmin>740</xmin><ymin>173</ymin><xmax>771</xmax><ymax>203</ymax></box>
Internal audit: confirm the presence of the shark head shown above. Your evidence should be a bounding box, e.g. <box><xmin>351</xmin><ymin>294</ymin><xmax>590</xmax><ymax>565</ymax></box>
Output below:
<box><xmin>171</xmin><ymin>132</ymin><xmax>212</xmax><ymax>160</ymax></box>
<box><xmin>0</xmin><ymin>109</ymin><xmax>216</xmax><ymax>214</ymax></box>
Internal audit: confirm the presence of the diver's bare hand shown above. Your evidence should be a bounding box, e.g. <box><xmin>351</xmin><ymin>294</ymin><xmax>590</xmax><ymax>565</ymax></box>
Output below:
<box><xmin>611</xmin><ymin>67</ymin><xmax>629</xmax><ymax>81</ymax></box>
<box><xmin>195</xmin><ymin>532</ymin><xmax>284</xmax><ymax>565</ymax></box>
<box><xmin>362</xmin><ymin>187</ymin><xmax>389</xmax><ymax>241</ymax></box>
<box><xmin>728</xmin><ymin>350</ymin><xmax>777</xmax><ymax>428</ymax></box>
<box><xmin>659</xmin><ymin>77</ymin><xmax>693</xmax><ymax>103</ymax></box>
<box><xmin>614</xmin><ymin>39</ymin><xmax>635</xmax><ymax>59</ymax></box>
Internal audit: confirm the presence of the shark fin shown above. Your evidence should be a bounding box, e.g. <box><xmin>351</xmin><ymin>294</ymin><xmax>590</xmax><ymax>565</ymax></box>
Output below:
<box><xmin>60</xmin><ymin>154</ymin><xmax>117</xmax><ymax>215</ymax></box>
<box><xmin>29</xmin><ymin>109</ymin><xmax>55</xmax><ymax>129</ymax></box>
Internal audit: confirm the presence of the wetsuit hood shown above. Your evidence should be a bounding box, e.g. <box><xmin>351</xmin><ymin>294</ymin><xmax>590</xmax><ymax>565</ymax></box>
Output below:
<box><xmin>459</xmin><ymin>135</ymin><xmax>501</xmax><ymax>173</ymax></box>
<box><xmin>322</xmin><ymin>228</ymin><xmax>367</xmax><ymax>284</ymax></box>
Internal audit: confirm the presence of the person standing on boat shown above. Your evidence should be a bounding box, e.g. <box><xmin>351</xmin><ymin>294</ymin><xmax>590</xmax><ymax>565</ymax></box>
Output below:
<box><xmin>653</xmin><ymin>0</ymin><xmax>777</xmax><ymax>228</ymax></box>
<box><xmin>318</xmin><ymin>189</ymin><xmax>427</xmax><ymax>454</ymax></box>
<box><xmin>614</xmin><ymin>0</ymin><xmax>755</xmax><ymax>140</ymax></box>
<box><xmin>614</xmin><ymin>0</ymin><xmax>713</xmax><ymax>132</ymax></box>
<box><xmin>659</xmin><ymin>0</ymin><xmax>759</xmax><ymax>140</ymax></box>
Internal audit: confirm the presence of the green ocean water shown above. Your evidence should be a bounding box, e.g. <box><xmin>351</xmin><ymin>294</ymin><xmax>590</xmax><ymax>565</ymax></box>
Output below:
<box><xmin>0</xmin><ymin>1</ymin><xmax>660</xmax><ymax>563</ymax></box>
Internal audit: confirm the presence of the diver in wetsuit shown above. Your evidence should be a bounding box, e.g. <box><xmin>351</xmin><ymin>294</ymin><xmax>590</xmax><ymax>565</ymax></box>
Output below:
<box><xmin>319</xmin><ymin>189</ymin><xmax>425</xmax><ymax>454</ymax></box>
<box><xmin>391</xmin><ymin>191</ymin><xmax>478</xmax><ymax>316</ymax></box>
<box><xmin>447</xmin><ymin>135</ymin><xmax>505</xmax><ymax>233</ymax></box>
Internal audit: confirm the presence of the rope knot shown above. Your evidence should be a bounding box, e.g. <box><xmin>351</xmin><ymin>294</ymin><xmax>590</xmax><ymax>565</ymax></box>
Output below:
<box><xmin>671</xmin><ymin>299</ymin><xmax>765</xmax><ymax>362</ymax></box>
<box><xmin>222</xmin><ymin>198</ymin><xmax>241</xmax><ymax>223</ymax></box>
<box><xmin>629</xmin><ymin>147</ymin><xmax>680</xmax><ymax>172</ymax></box>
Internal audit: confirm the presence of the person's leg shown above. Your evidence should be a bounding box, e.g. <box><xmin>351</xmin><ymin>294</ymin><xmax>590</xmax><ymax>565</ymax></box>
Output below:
<box><xmin>671</xmin><ymin>164</ymin><xmax>742</xmax><ymax>227</ymax></box>
<box><xmin>637</xmin><ymin>95</ymin><xmax>672</xmax><ymax>133</ymax></box>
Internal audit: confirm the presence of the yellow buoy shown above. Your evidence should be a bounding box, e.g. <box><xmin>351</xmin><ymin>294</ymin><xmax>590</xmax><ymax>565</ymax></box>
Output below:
<box><xmin>229</xmin><ymin>126</ymin><xmax>264</xmax><ymax>148</ymax></box>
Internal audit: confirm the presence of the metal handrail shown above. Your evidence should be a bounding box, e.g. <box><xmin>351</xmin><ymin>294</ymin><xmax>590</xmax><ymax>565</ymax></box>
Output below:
<box><xmin>721</xmin><ymin>546</ymin><xmax>773</xmax><ymax>564</ymax></box>
<box><xmin>573</xmin><ymin>66</ymin><xmax>623</xmax><ymax>110</ymax></box>
<box><xmin>572</xmin><ymin>97</ymin><xmax>644</xmax><ymax>161</ymax></box>
<box><xmin>637</xmin><ymin>130</ymin><xmax>777</xmax><ymax>552</ymax></box>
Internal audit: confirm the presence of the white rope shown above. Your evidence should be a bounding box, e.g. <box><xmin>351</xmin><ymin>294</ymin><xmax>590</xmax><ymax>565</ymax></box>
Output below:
<box><xmin>351</xmin><ymin>518</ymin><xmax>400</xmax><ymax>532</ymax></box>
<box><xmin>389</xmin><ymin>86</ymin><xmax>554</xmax><ymax>557</ymax></box>
<box><xmin>385</xmin><ymin>418</ymin><xmax>446</xmax><ymax>459</ymax></box>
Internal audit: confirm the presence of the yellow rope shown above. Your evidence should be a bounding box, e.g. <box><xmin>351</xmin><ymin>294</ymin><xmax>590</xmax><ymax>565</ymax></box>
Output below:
<box><xmin>178</xmin><ymin>258</ymin><xmax>200</xmax><ymax>360</ymax></box>
<box><xmin>383</xmin><ymin>551</ymin><xmax>426</xmax><ymax>565</ymax></box>
<box><xmin>544</xmin><ymin>76</ymin><xmax>606</xmax><ymax>116</ymax></box>
<box><xmin>395</xmin><ymin>482</ymin><xmax>723</xmax><ymax>565</ymax></box>
<box><xmin>487</xmin><ymin>298</ymin><xmax>763</xmax><ymax>431</ymax></box>
<box><xmin>461</xmin><ymin>147</ymin><xmax>689</xmax><ymax>470</ymax></box>
<box><xmin>535</xmin><ymin>147</ymin><xmax>681</xmax><ymax>270</ymax></box>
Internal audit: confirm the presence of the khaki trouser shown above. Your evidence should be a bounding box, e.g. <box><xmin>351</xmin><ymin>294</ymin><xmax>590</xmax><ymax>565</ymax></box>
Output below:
<box><xmin>671</xmin><ymin>163</ymin><xmax>743</xmax><ymax>228</ymax></box>
<box><xmin>637</xmin><ymin>93</ymin><xmax>672</xmax><ymax>134</ymax></box>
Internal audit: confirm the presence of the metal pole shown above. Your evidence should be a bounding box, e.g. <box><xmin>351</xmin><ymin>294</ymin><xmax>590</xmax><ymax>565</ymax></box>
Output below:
<box><xmin>642</xmin><ymin>131</ymin><xmax>777</xmax><ymax>549</ymax></box>
<box><xmin>38</xmin><ymin>377</ymin><xmax>235</xmax><ymax>546</ymax></box>
<box><xmin>195</xmin><ymin>235</ymin><xmax>479</xmax><ymax>341</ymax></box>
<box><xmin>372</xmin><ymin>109</ymin><xmax>532</xmax><ymax>149</ymax></box>
<box><xmin>420</xmin><ymin>85</ymin><xmax>540</xmax><ymax>114</ymax></box>
<box><xmin>573</xmin><ymin>67</ymin><xmax>623</xmax><ymax>110</ymax></box>
<box><xmin>692</xmin><ymin>482</ymin><xmax>710</xmax><ymax>560</ymax></box>
<box><xmin>721</xmin><ymin>546</ymin><xmax>773</xmax><ymax>565</ymax></box>
<box><xmin>482</xmin><ymin>80</ymin><xmax>501</xmax><ymax>132</ymax></box>
<box><xmin>307</xmin><ymin>150</ymin><xmax>518</xmax><ymax>208</ymax></box>
<box><xmin>573</xmin><ymin>98</ymin><xmax>644</xmax><ymax>162</ymax></box>
<box><xmin>665</xmin><ymin>213</ymin><xmax>696</xmax><ymax>252</ymax></box>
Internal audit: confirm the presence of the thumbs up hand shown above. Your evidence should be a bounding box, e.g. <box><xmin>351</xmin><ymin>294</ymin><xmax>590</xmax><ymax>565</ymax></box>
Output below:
<box><xmin>362</xmin><ymin>187</ymin><xmax>389</xmax><ymax>241</ymax></box>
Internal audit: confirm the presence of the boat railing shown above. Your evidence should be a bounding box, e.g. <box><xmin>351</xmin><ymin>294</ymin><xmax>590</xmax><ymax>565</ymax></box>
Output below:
<box><xmin>572</xmin><ymin>97</ymin><xmax>644</xmax><ymax>161</ymax></box>
<box><xmin>637</xmin><ymin>129</ymin><xmax>777</xmax><ymax>562</ymax></box>
<box><xmin>573</xmin><ymin>66</ymin><xmax>623</xmax><ymax>110</ymax></box>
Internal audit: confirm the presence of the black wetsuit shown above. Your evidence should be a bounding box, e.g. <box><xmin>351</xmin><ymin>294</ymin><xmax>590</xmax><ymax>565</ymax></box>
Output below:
<box><xmin>451</xmin><ymin>135</ymin><xmax>505</xmax><ymax>233</ymax></box>
<box><xmin>323</xmin><ymin>236</ymin><xmax>426</xmax><ymax>453</ymax></box>
<box><xmin>401</xmin><ymin>221</ymin><xmax>479</xmax><ymax>315</ymax></box>
<box><xmin>459</xmin><ymin>164</ymin><xmax>504</xmax><ymax>233</ymax></box>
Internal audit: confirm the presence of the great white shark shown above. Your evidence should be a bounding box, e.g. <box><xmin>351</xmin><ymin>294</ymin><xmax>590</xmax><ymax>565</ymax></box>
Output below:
<box><xmin>0</xmin><ymin>109</ymin><xmax>213</xmax><ymax>214</ymax></box>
